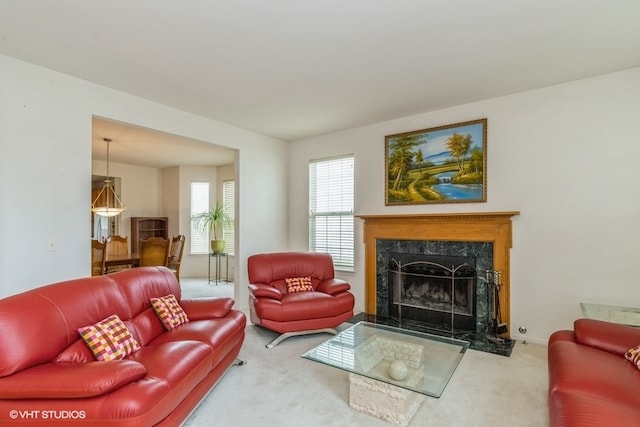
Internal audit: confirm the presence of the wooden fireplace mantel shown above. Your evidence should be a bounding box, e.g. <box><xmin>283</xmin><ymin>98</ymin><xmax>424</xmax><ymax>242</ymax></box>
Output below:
<box><xmin>356</xmin><ymin>211</ymin><xmax>520</xmax><ymax>335</ymax></box>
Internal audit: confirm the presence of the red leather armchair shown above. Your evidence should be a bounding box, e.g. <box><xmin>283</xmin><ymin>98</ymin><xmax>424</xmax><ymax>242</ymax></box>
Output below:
<box><xmin>248</xmin><ymin>251</ymin><xmax>355</xmax><ymax>348</ymax></box>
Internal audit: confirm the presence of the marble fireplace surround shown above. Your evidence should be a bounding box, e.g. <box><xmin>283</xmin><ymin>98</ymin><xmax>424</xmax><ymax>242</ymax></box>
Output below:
<box><xmin>357</xmin><ymin>212</ymin><xmax>519</xmax><ymax>336</ymax></box>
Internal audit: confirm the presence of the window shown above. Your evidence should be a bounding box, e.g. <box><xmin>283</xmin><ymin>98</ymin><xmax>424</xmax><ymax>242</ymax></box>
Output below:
<box><xmin>223</xmin><ymin>180</ymin><xmax>235</xmax><ymax>256</ymax></box>
<box><xmin>309</xmin><ymin>154</ymin><xmax>354</xmax><ymax>271</ymax></box>
<box><xmin>190</xmin><ymin>182</ymin><xmax>209</xmax><ymax>254</ymax></box>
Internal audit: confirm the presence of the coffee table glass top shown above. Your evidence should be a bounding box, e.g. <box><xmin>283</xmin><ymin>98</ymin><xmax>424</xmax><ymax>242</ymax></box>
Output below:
<box><xmin>301</xmin><ymin>321</ymin><xmax>469</xmax><ymax>397</ymax></box>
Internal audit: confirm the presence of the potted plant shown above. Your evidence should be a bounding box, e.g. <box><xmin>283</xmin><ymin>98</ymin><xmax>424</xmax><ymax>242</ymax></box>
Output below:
<box><xmin>191</xmin><ymin>200</ymin><xmax>232</xmax><ymax>253</ymax></box>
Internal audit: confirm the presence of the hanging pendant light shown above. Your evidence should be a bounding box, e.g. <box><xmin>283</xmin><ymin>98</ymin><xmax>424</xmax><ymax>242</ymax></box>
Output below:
<box><xmin>91</xmin><ymin>137</ymin><xmax>126</xmax><ymax>217</ymax></box>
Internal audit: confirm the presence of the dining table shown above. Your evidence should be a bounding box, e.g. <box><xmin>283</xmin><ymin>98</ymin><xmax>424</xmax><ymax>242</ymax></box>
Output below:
<box><xmin>104</xmin><ymin>253</ymin><xmax>140</xmax><ymax>272</ymax></box>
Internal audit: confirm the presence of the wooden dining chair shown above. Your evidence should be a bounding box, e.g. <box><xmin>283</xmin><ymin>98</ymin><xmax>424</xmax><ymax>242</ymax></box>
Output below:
<box><xmin>104</xmin><ymin>235</ymin><xmax>131</xmax><ymax>273</ymax></box>
<box><xmin>139</xmin><ymin>237</ymin><xmax>170</xmax><ymax>267</ymax></box>
<box><xmin>167</xmin><ymin>235</ymin><xmax>186</xmax><ymax>282</ymax></box>
<box><xmin>91</xmin><ymin>239</ymin><xmax>106</xmax><ymax>276</ymax></box>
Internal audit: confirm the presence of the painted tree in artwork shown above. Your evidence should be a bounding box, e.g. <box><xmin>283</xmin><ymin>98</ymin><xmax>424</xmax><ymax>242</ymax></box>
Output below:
<box><xmin>446</xmin><ymin>133</ymin><xmax>472</xmax><ymax>174</ymax></box>
<box><xmin>415</xmin><ymin>149</ymin><xmax>424</xmax><ymax>175</ymax></box>
<box><xmin>388</xmin><ymin>135</ymin><xmax>422</xmax><ymax>190</ymax></box>
<box><xmin>469</xmin><ymin>147</ymin><xmax>483</xmax><ymax>174</ymax></box>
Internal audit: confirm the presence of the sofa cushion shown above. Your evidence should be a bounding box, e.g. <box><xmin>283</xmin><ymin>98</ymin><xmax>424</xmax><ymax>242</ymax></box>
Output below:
<box><xmin>78</xmin><ymin>314</ymin><xmax>141</xmax><ymax>361</ymax></box>
<box><xmin>0</xmin><ymin>360</ymin><xmax>146</xmax><ymax>399</ymax></box>
<box><xmin>285</xmin><ymin>276</ymin><xmax>313</xmax><ymax>293</ymax></box>
<box><xmin>151</xmin><ymin>310</ymin><xmax>247</xmax><ymax>368</ymax></box>
<box><xmin>257</xmin><ymin>291</ymin><xmax>353</xmax><ymax>322</ymax></box>
<box><xmin>128</xmin><ymin>341</ymin><xmax>212</xmax><ymax>394</ymax></box>
<box><xmin>180</xmin><ymin>297</ymin><xmax>234</xmax><ymax>320</ymax></box>
<box><xmin>54</xmin><ymin>338</ymin><xmax>95</xmax><ymax>363</ymax></box>
<box><xmin>151</xmin><ymin>294</ymin><xmax>189</xmax><ymax>330</ymax></box>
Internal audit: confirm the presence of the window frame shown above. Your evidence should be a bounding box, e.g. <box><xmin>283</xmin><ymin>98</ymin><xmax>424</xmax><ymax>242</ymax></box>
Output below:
<box><xmin>308</xmin><ymin>154</ymin><xmax>355</xmax><ymax>272</ymax></box>
<box><xmin>222</xmin><ymin>180</ymin><xmax>235</xmax><ymax>256</ymax></box>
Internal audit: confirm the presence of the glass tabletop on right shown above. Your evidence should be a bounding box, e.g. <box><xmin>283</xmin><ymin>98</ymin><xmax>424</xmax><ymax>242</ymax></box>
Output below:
<box><xmin>581</xmin><ymin>302</ymin><xmax>640</xmax><ymax>326</ymax></box>
<box><xmin>302</xmin><ymin>321</ymin><xmax>469</xmax><ymax>397</ymax></box>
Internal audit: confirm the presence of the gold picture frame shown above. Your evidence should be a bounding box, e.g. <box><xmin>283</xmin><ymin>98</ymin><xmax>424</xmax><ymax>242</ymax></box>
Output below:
<box><xmin>385</xmin><ymin>118</ymin><xmax>487</xmax><ymax>205</ymax></box>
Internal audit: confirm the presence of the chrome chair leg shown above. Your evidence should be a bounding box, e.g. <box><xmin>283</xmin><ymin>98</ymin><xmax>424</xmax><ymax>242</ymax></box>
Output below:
<box><xmin>266</xmin><ymin>328</ymin><xmax>337</xmax><ymax>349</ymax></box>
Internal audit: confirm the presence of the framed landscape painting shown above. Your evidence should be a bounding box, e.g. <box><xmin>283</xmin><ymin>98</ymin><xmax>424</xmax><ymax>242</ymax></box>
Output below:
<box><xmin>385</xmin><ymin>118</ymin><xmax>487</xmax><ymax>205</ymax></box>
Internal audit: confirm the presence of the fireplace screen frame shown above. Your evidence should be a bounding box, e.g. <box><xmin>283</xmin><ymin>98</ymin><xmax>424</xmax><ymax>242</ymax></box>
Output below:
<box><xmin>387</xmin><ymin>253</ymin><xmax>477</xmax><ymax>333</ymax></box>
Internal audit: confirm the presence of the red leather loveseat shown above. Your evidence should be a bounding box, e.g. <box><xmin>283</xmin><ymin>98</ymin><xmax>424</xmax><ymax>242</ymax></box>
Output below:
<box><xmin>548</xmin><ymin>318</ymin><xmax>640</xmax><ymax>426</ymax></box>
<box><xmin>0</xmin><ymin>267</ymin><xmax>246</xmax><ymax>426</ymax></box>
<box><xmin>248</xmin><ymin>251</ymin><xmax>355</xmax><ymax>348</ymax></box>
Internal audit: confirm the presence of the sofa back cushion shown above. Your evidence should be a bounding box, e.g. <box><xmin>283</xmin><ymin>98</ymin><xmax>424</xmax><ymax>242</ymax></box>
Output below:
<box><xmin>113</xmin><ymin>267</ymin><xmax>181</xmax><ymax>318</ymax></box>
<box><xmin>112</xmin><ymin>267</ymin><xmax>181</xmax><ymax>344</ymax></box>
<box><xmin>0</xmin><ymin>267</ymin><xmax>180</xmax><ymax>377</ymax></box>
<box><xmin>0</xmin><ymin>276</ymin><xmax>129</xmax><ymax>377</ymax></box>
<box><xmin>248</xmin><ymin>252</ymin><xmax>335</xmax><ymax>290</ymax></box>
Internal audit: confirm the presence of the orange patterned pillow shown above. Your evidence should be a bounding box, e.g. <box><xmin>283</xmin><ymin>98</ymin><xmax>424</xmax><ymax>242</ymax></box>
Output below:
<box><xmin>150</xmin><ymin>294</ymin><xmax>189</xmax><ymax>330</ymax></box>
<box><xmin>625</xmin><ymin>345</ymin><xmax>640</xmax><ymax>369</ymax></box>
<box><xmin>285</xmin><ymin>276</ymin><xmax>313</xmax><ymax>293</ymax></box>
<box><xmin>78</xmin><ymin>315</ymin><xmax>141</xmax><ymax>361</ymax></box>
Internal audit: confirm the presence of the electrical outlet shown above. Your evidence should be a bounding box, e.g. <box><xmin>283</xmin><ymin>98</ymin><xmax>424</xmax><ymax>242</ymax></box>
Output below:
<box><xmin>47</xmin><ymin>238</ymin><xmax>57</xmax><ymax>251</ymax></box>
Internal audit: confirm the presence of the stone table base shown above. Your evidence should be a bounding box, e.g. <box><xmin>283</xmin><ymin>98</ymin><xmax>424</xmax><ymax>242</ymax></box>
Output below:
<box><xmin>349</xmin><ymin>373</ymin><xmax>425</xmax><ymax>426</ymax></box>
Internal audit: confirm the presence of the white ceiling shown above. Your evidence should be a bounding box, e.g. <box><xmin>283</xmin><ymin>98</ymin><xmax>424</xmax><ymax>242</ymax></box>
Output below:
<box><xmin>91</xmin><ymin>117</ymin><xmax>235</xmax><ymax>168</ymax></box>
<box><xmin>2</xmin><ymin>1</ymin><xmax>640</xmax><ymax>166</ymax></box>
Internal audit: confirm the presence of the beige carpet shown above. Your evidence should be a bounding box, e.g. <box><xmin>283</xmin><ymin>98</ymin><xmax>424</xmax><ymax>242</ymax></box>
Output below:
<box><xmin>180</xmin><ymin>277</ymin><xmax>235</xmax><ymax>299</ymax></box>
<box><xmin>182</xmin><ymin>317</ymin><xmax>549</xmax><ymax>427</ymax></box>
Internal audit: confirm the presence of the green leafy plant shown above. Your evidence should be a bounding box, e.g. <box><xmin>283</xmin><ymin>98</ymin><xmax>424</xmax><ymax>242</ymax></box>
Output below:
<box><xmin>190</xmin><ymin>200</ymin><xmax>232</xmax><ymax>241</ymax></box>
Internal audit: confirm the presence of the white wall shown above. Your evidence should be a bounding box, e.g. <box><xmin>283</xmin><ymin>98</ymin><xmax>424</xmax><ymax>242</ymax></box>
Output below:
<box><xmin>289</xmin><ymin>67</ymin><xmax>640</xmax><ymax>344</ymax></box>
<box><xmin>0</xmin><ymin>54</ymin><xmax>289</xmax><ymax>307</ymax></box>
<box><xmin>216</xmin><ymin>163</ymin><xmax>236</xmax><ymax>281</ymax></box>
<box><xmin>163</xmin><ymin>166</ymin><xmax>180</xmax><ymax>240</ymax></box>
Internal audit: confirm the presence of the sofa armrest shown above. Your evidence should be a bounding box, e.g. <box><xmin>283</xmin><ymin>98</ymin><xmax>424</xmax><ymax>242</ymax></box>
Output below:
<box><xmin>574</xmin><ymin>318</ymin><xmax>640</xmax><ymax>356</ymax></box>
<box><xmin>0</xmin><ymin>360</ymin><xmax>146</xmax><ymax>399</ymax></box>
<box><xmin>180</xmin><ymin>297</ymin><xmax>235</xmax><ymax>320</ymax></box>
<box><xmin>316</xmin><ymin>278</ymin><xmax>351</xmax><ymax>295</ymax></box>
<box><xmin>248</xmin><ymin>283</ymin><xmax>283</xmax><ymax>300</ymax></box>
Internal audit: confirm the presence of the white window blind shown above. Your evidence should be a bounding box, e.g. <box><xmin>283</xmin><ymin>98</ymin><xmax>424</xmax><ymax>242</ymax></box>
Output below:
<box><xmin>309</xmin><ymin>154</ymin><xmax>354</xmax><ymax>271</ymax></box>
<box><xmin>223</xmin><ymin>180</ymin><xmax>235</xmax><ymax>256</ymax></box>
<box><xmin>190</xmin><ymin>182</ymin><xmax>210</xmax><ymax>254</ymax></box>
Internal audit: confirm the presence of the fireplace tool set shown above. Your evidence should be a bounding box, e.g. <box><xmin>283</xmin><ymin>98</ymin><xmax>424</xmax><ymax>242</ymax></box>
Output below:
<box><xmin>486</xmin><ymin>270</ymin><xmax>512</xmax><ymax>344</ymax></box>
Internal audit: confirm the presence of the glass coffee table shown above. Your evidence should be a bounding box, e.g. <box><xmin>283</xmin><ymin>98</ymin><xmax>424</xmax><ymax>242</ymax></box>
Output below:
<box><xmin>302</xmin><ymin>321</ymin><xmax>469</xmax><ymax>426</ymax></box>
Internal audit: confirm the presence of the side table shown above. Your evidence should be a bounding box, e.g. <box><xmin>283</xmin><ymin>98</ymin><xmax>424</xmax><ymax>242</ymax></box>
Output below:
<box><xmin>208</xmin><ymin>252</ymin><xmax>229</xmax><ymax>285</ymax></box>
<box><xmin>580</xmin><ymin>302</ymin><xmax>640</xmax><ymax>326</ymax></box>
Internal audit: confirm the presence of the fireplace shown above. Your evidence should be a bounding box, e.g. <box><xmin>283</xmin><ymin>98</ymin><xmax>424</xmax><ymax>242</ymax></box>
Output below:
<box><xmin>387</xmin><ymin>253</ymin><xmax>477</xmax><ymax>332</ymax></box>
<box><xmin>356</xmin><ymin>212</ymin><xmax>519</xmax><ymax>355</ymax></box>
<box><xmin>377</xmin><ymin>240</ymin><xmax>493</xmax><ymax>336</ymax></box>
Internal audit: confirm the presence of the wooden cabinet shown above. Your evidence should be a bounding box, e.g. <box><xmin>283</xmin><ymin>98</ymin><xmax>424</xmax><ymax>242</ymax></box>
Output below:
<box><xmin>131</xmin><ymin>217</ymin><xmax>168</xmax><ymax>254</ymax></box>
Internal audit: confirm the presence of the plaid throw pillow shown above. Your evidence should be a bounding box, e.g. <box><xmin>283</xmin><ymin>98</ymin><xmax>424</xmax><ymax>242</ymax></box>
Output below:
<box><xmin>78</xmin><ymin>314</ymin><xmax>141</xmax><ymax>361</ymax></box>
<box><xmin>285</xmin><ymin>276</ymin><xmax>314</xmax><ymax>293</ymax></box>
<box><xmin>625</xmin><ymin>345</ymin><xmax>640</xmax><ymax>369</ymax></box>
<box><xmin>150</xmin><ymin>294</ymin><xmax>189</xmax><ymax>331</ymax></box>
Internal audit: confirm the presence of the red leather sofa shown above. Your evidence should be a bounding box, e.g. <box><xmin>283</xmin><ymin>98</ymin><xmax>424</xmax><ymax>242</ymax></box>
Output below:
<box><xmin>548</xmin><ymin>318</ymin><xmax>640</xmax><ymax>426</ymax></box>
<box><xmin>248</xmin><ymin>251</ymin><xmax>355</xmax><ymax>348</ymax></box>
<box><xmin>0</xmin><ymin>266</ymin><xmax>246</xmax><ymax>426</ymax></box>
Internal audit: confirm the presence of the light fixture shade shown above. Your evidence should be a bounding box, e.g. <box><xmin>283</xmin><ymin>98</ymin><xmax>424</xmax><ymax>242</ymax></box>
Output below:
<box><xmin>91</xmin><ymin>179</ymin><xmax>126</xmax><ymax>217</ymax></box>
<box><xmin>92</xmin><ymin>137</ymin><xmax>126</xmax><ymax>217</ymax></box>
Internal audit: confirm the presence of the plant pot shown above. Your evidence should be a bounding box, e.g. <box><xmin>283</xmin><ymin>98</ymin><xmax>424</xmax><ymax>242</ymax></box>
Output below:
<box><xmin>210</xmin><ymin>240</ymin><xmax>226</xmax><ymax>254</ymax></box>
